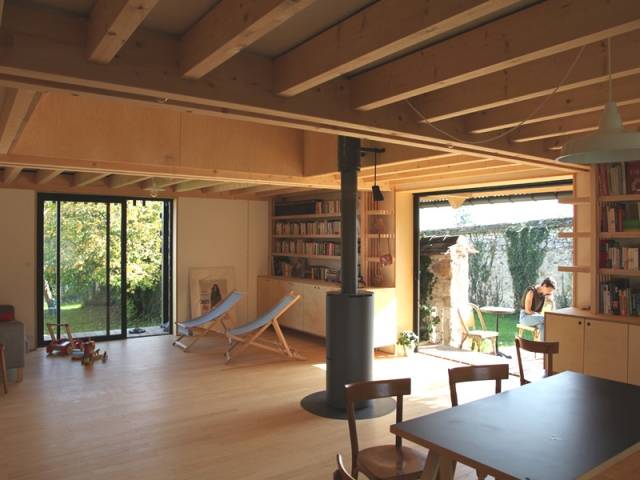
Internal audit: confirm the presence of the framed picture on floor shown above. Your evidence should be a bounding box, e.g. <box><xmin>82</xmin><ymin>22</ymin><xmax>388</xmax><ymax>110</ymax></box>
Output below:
<box><xmin>189</xmin><ymin>267</ymin><xmax>236</xmax><ymax>324</ymax></box>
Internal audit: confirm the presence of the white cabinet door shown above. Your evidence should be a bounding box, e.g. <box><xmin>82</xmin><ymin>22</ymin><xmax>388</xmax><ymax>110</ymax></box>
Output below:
<box><xmin>584</xmin><ymin>319</ymin><xmax>628</xmax><ymax>383</ymax></box>
<box><xmin>372</xmin><ymin>288</ymin><xmax>397</xmax><ymax>348</ymax></box>
<box><xmin>629</xmin><ymin>325</ymin><xmax>640</xmax><ymax>386</ymax></box>
<box><xmin>546</xmin><ymin>313</ymin><xmax>584</xmax><ymax>374</ymax></box>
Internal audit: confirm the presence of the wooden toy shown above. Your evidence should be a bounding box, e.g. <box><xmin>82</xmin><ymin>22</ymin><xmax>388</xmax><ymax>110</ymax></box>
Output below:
<box><xmin>79</xmin><ymin>340</ymin><xmax>108</xmax><ymax>366</ymax></box>
<box><xmin>46</xmin><ymin>323</ymin><xmax>82</xmax><ymax>356</ymax></box>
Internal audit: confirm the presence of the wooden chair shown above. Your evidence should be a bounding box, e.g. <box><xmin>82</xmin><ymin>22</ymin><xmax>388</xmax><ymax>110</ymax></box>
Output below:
<box><xmin>448</xmin><ymin>364</ymin><xmax>509</xmax><ymax>407</ymax></box>
<box><xmin>516</xmin><ymin>323</ymin><xmax>541</xmax><ymax>341</ymax></box>
<box><xmin>334</xmin><ymin>454</ymin><xmax>356</xmax><ymax>480</ymax></box>
<box><xmin>1</xmin><ymin>344</ymin><xmax>8</xmax><ymax>394</ymax></box>
<box><xmin>457</xmin><ymin>303</ymin><xmax>499</xmax><ymax>354</ymax></box>
<box><xmin>345</xmin><ymin>378</ymin><xmax>427</xmax><ymax>480</ymax></box>
<box><xmin>515</xmin><ymin>336</ymin><xmax>559</xmax><ymax>386</ymax></box>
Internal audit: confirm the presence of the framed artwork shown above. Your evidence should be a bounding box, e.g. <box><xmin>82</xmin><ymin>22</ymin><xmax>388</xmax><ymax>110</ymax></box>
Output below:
<box><xmin>189</xmin><ymin>267</ymin><xmax>236</xmax><ymax>321</ymax></box>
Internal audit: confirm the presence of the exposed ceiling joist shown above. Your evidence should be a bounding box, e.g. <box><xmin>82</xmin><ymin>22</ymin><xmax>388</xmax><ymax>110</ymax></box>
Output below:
<box><xmin>512</xmin><ymin>103</ymin><xmax>640</xmax><ymax>143</ymax></box>
<box><xmin>73</xmin><ymin>172</ymin><xmax>109</xmax><ymax>187</ymax></box>
<box><xmin>2</xmin><ymin>165</ymin><xmax>21</xmax><ymax>183</ymax></box>
<box><xmin>255</xmin><ymin>186</ymin><xmax>309</xmax><ymax>198</ymax></box>
<box><xmin>465</xmin><ymin>75</ymin><xmax>640</xmax><ymax>134</ymax></box>
<box><xmin>359</xmin><ymin>155</ymin><xmax>494</xmax><ymax>180</ymax></box>
<box><xmin>274</xmin><ymin>0</ymin><xmax>521</xmax><ymax>97</ymax></box>
<box><xmin>109</xmin><ymin>174</ymin><xmax>151</xmax><ymax>189</ymax></box>
<box><xmin>0</xmin><ymin>2</ymin><xmax>580</xmax><ymax>174</ymax></box>
<box><xmin>372</xmin><ymin>159</ymin><xmax>513</xmax><ymax>183</ymax></box>
<box><xmin>351</xmin><ymin>0</ymin><xmax>640</xmax><ymax>111</ymax></box>
<box><xmin>36</xmin><ymin>169</ymin><xmax>63</xmax><ymax>184</ymax></box>
<box><xmin>202</xmin><ymin>183</ymin><xmax>255</xmax><ymax>193</ymax></box>
<box><xmin>0</xmin><ymin>88</ymin><xmax>41</xmax><ymax>154</ymax></box>
<box><xmin>173</xmin><ymin>180</ymin><xmax>221</xmax><ymax>192</ymax></box>
<box><xmin>393</xmin><ymin>169</ymin><xmax>570</xmax><ymax>193</ymax></box>
<box><xmin>229</xmin><ymin>184</ymin><xmax>284</xmax><ymax>195</ymax></box>
<box><xmin>87</xmin><ymin>0</ymin><xmax>160</xmax><ymax>63</ymax></box>
<box><xmin>181</xmin><ymin>0</ymin><xmax>316</xmax><ymax>79</ymax></box>
<box><xmin>142</xmin><ymin>178</ymin><xmax>182</xmax><ymax>190</ymax></box>
<box><xmin>412</xmin><ymin>29</ymin><xmax>640</xmax><ymax>123</ymax></box>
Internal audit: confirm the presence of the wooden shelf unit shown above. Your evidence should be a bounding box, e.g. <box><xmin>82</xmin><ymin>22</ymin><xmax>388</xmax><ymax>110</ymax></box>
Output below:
<box><xmin>593</xmin><ymin>162</ymin><xmax>640</xmax><ymax>317</ymax></box>
<box><xmin>269</xmin><ymin>191</ymin><xmax>396</xmax><ymax>288</ymax></box>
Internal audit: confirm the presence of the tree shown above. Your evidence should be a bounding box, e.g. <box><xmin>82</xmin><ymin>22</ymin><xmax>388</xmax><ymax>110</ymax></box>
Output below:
<box><xmin>505</xmin><ymin>224</ymin><xmax>550</xmax><ymax>310</ymax></box>
<box><xmin>418</xmin><ymin>251</ymin><xmax>440</xmax><ymax>341</ymax></box>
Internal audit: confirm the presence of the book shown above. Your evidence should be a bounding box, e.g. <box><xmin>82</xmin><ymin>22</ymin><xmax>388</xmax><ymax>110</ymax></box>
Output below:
<box><xmin>626</xmin><ymin>161</ymin><xmax>640</xmax><ymax>193</ymax></box>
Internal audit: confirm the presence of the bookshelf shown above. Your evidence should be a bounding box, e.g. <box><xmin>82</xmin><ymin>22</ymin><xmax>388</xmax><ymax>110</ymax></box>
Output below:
<box><xmin>595</xmin><ymin>162</ymin><xmax>640</xmax><ymax>317</ymax></box>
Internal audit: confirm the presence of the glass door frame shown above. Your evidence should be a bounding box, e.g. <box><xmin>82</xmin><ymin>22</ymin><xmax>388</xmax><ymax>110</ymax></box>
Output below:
<box><xmin>36</xmin><ymin>193</ymin><xmax>173</xmax><ymax>346</ymax></box>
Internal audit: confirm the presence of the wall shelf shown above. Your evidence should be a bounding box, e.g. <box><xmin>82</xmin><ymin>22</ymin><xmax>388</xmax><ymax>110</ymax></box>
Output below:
<box><xmin>558</xmin><ymin>196</ymin><xmax>590</xmax><ymax>205</ymax></box>
<box><xmin>558</xmin><ymin>231</ymin><xmax>590</xmax><ymax>238</ymax></box>
<box><xmin>273</xmin><ymin>213</ymin><xmax>342</xmax><ymax>220</ymax></box>
<box><xmin>599</xmin><ymin>268</ymin><xmax>640</xmax><ymax>278</ymax></box>
<box><xmin>272</xmin><ymin>253</ymin><xmax>340</xmax><ymax>260</ymax></box>
<box><xmin>558</xmin><ymin>265</ymin><xmax>590</xmax><ymax>273</ymax></box>
<box><xmin>600</xmin><ymin>232</ymin><xmax>640</xmax><ymax>239</ymax></box>
<box><xmin>600</xmin><ymin>194</ymin><xmax>640</xmax><ymax>202</ymax></box>
<box><xmin>273</xmin><ymin>234</ymin><xmax>341</xmax><ymax>239</ymax></box>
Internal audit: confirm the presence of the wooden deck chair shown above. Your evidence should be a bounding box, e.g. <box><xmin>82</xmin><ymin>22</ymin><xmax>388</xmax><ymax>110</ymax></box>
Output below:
<box><xmin>173</xmin><ymin>290</ymin><xmax>244</xmax><ymax>352</ymax></box>
<box><xmin>224</xmin><ymin>291</ymin><xmax>303</xmax><ymax>362</ymax></box>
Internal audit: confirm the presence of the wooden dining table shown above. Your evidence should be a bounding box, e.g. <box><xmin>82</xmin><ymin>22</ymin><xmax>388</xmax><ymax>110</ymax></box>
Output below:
<box><xmin>391</xmin><ymin>371</ymin><xmax>640</xmax><ymax>480</ymax></box>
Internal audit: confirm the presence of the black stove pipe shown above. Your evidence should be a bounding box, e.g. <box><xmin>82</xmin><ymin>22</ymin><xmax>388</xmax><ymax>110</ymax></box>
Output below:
<box><xmin>325</xmin><ymin>136</ymin><xmax>374</xmax><ymax>409</ymax></box>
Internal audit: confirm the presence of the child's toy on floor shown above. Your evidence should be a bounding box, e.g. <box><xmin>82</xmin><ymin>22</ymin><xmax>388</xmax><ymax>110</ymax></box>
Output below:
<box><xmin>71</xmin><ymin>340</ymin><xmax>108</xmax><ymax>366</ymax></box>
<box><xmin>46</xmin><ymin>323</ymin><xmax>82</xmax><ymax>356</ymax></box>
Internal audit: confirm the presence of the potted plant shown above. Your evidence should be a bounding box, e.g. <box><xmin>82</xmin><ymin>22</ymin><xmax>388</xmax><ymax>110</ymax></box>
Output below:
<box><xmin>397</xmin><ymin>330</ymin><xmax>419</xmax><ymax>356</ymax></box>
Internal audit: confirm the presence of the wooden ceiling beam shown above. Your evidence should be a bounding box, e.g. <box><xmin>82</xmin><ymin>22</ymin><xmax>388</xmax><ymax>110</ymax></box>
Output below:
<box><xmin>360</xmin><ymin>155</ymin><xmax>493</xmax><ymax>180</ymax></box>
<box><xmin>511</xmin><ymin>103</ymin><xmax>640</xmax><ymax>143</ymax></box>
<box><xmin>0</xmin><ymin>88</ymin><xmax>41</xmax><ymax>154</ymax></box>
<box><xmin>202</xmin><ymin>183</ymin><xmax>255</xmax><ymax>193</ymax></box>
<box><xmin>393</xmin><ymin>169</ymin><xmax>571</xmax><ymax>193</ymax></box>
<box><xmin>466</xmin><ymin>75</ymin><xmax>640</xmax><ymax>134</ymax></box>
<box><xmin>35</xmin><ymin>169</ymin><xmax>64</xmax><ymax>185</ymax></box>
<box><xmin>74</xmin><ymin>172</ymin><xmax>109</xmax><ymax>187</ymax></box>
<box><xmin>369</xmin><ymin>159</ymin><xmax>513</xmax><ymax>183</ymax></box>
<box><xmin>181</xmin><ymin>0</ymin><xmax>316</xmax><ymax>79</ymax></box>
<box><xmin>0</xmin><ymin>2</ymin><xmax>585</xmax><ymax>174</ymax></box>
<box><xmin>254</xmin><ymin>187</ymin><xmax>309</xmax><ymax>198</ymax></box>
<box><xmin>87</xmin><ymin>0</ymin><xmax>160</xmax><ymax>63</ymax></box>
<box><xmin>142</xmin><ymin>178</ymin><xmax>182</xmax><ymax>190</ymax></box>
<box><xmin>2</xmin><ymin>165</ymin><xmax>21</xmax><ymax>183</ymax></box>
<box><xmin>173</xmin><ymin>180</ymin><xmax>221</xmax><ymax>192</ymax></box>
<box><xmin>109</xmin><ymin>174</ymin><xmax>151</xmax><ymax>189</ymax></box>
<box><xmin>412</xmin><ymin>29</ymin><xmax>640</xmax><ymax>123</ymax></box>
<box><xmin>351</xmin><ymin>0</ymin><xmax>640</xmax><ymax>111</ymax></box>
<box><xmin>274</xmin><ymin>0</ymin><xmax>521</xmax><ymax>97</ymax></box>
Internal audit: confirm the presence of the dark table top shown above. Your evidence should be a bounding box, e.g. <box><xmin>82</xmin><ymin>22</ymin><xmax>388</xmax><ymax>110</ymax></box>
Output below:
<box><xmin>391</xmin><ymin>372</ymin><xmax>640</xmax><ymax>480</ymax></box>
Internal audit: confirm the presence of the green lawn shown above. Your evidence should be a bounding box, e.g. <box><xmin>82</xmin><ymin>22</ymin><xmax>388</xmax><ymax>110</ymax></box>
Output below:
<box><xmin>44</xmin><ymin>303</ymin><xmax>162</xmax><ymax>336</ymax></box>
<box><xmin>472</xmin><ymin>312</ymin><xmax>537</xmax><ymax>352</ymax></box>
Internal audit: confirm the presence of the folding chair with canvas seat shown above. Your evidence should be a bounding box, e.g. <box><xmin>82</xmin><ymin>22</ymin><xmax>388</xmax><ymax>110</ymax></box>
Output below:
<box><xmin>173</xmin><ymin>290</ymin><xmax>244</xmax><ymax>352</ymax></box>
<box><xmin>224</xmin><ymin>291</ymin><xmax>303</xmax><ymax>362</ymax></box>
<box><xmin>457</xmin><ymin>303</ymin><xmax>499</xmax><ymax>354</ymax></box>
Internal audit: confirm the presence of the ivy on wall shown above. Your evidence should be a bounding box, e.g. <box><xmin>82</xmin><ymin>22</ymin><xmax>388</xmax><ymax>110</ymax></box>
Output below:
<box><xmin>468</xmin><ymin>233</ymin><xmax>503</xmax><ymax>307</ymax></box>
<box><xmin>418</xmin><ymin>254</ymin><xmax>440</xmax><ymax>341</ymax></box>
<box><xmin>505</xmin><ymin>224</ymin><xmax>551</xmax><ymax>310</ymax></box>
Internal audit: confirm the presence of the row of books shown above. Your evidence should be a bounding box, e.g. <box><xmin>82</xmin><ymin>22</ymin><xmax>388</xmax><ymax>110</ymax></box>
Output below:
<box><xmin>274</xmin><ymin>240</ymin><xmax>341</xmax><ymax>257</ymax></box>
<box><xmin>273</xmin><ymin>260</ymin><xmax>340</xmax><ymax>283</ymax></box>
<box><xmin>598</xmin><ymin>162</ymin><xmax>640</xmax><ymax>196</ymax></box>
<box><xmin>600</xmin><ymin>280</ymin><xmax>640</xmax><ymax>316</ymax></box>
<box><xmin>601</xmin><ymin>203</ymin><xmax>640</xmax><ymax>232</ymax></box>
<box><xmin>309</xmin><ymin>266</ymin><xmax>340</xmax><ymax>283</ymax></box>
<box><xmin>273</xmin><ymin>220</ymin><xmax>341</xmax><ymax>236</ymax></box>
<box><xmin>599</xmin><ymin>241</ymin><xmax>640</xmax><ymax>270</ymax></box>
<box><xmin>315</xmin><ymin>199</ymin><xmax>341</xmax><ymax>214</ymax></box>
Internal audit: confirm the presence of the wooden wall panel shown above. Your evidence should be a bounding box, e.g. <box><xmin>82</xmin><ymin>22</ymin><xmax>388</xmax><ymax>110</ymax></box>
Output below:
<box><xmin>574</xmin><ymin>170</ymin><xmax>592</xmax><ymax>310</ymax></box>
<box><xmin>180</xmin><ymin>114</ymin><xmax>303</xmax><ymax>176</ymax></box>
<box><xmin>14</xmin><ymin>93</ymin><xmax>181</xmax><ymax>167</ymax></box>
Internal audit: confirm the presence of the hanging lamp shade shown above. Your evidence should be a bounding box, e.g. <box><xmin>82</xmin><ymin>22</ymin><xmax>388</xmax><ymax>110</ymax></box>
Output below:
<box><xmin>557</xmin><ymin>101</ymin><xmax>640</xmax><ymax>164</ymax></box>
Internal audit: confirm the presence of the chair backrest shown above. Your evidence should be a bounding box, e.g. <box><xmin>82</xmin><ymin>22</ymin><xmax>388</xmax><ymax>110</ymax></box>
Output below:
<box><xmin>515</xmin><ymin>336</ymin><xmax>560</xmax><ymax>385</ymax></box>
<box><xmin>457</xmin><ymin>303</ymin><xmax>489</xmax><ymax>334</ymax></box>
<box><xmin>345</xmin><ymin>378</ymin><xmax>411</xmax><ymax>471</ymax></box>
<box><xmin>333</xmin><ymin>454</ymin><xmax>355</xmax><ymax>480</ymax></box>
<box><xmin>448</xmin><ymin>364</ymin><xmax>509</xmax><ymax>407</ymax></box>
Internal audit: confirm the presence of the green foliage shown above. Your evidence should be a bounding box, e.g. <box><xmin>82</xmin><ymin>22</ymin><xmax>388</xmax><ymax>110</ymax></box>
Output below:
<box><xmin>397</xmin><ymin>330</ymin><xmax>419</xmax><ymax>347</ymax></box>
<box><xmin>505</xmin><ymin>224</ymin><xmax>551</xmax><ymax>310</ymax></box>
<box><xmin>418</xmin><ymin>252</ymin><xmax>440</xmax><ymax>341</ymax></box>
<box><xmin>43</xmin><ymin>200</ymin><xmax>164</xmax><ymax>326</ymax></box>
<box><xmin>468</xmin><ymin>233</ymin><xmax>503</xmax><ymax>307</ymax></box>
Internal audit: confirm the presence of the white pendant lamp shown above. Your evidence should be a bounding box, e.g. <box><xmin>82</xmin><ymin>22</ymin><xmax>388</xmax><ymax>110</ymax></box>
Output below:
<box><xmin>557</xmin><ymin>39</ymin><xmax>640</xmax><ymax>164</ymax></box>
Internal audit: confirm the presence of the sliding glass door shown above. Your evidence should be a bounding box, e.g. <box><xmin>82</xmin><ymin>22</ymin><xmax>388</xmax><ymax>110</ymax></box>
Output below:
<box><xmin>38</xmin><ymin>194</ymin><xmax>172</xmax><ymax>345</ymax></box>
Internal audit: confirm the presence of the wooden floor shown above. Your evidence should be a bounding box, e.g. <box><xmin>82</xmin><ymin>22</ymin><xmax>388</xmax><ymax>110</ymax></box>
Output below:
<box><xmin>0</xmin><ymin>331</ymin><xmax>523</xmax><ymax>480</ymax></box>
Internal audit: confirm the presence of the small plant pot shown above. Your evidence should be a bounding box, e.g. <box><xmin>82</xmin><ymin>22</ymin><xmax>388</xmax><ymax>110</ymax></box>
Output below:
<box><xmin>400</xmin><ymin>344</ymin><xmax>416</xmax><ymax>357</ymax></box>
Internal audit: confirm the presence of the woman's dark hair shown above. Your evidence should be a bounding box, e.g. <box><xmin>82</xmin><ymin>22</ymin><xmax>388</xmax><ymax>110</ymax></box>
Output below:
<box><xmin>541</xmin><ymin>277</ymin><xmax>557</xmax><ymax>289</ymax></box>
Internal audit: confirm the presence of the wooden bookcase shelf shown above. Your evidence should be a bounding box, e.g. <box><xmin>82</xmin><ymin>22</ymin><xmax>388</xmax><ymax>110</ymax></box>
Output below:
<box><xmin>600</xmin><ymin>194</ymin><xmax>640</xmax><ymax>202</ymax></box>
<box><xmin>559</xmin><ymin>196</ymin><xmax>590</xmax><ymax>205</ymax></box>
<box><xmin>559</xmin><ymin>265</ymin><xmax>590</xmax><ymax>273</ymax></box>
<box><xmin>600</xmin><ymin>232</ymin><xmax>640</xmax><ymax>239</ymax></box>
<box><xmin>599</xmin><ymin>268</ymin><xmax>640</xmax><ymax>278</ymax></box>
<box><xmin>558</xmin><ymin>231</ymin><xmax>590</xmax><ymax>238</ymax></box>
<box><xmin>269</xmin><ymin>192</ymin><xmax>395</xmax><ymax>287</ymax></box>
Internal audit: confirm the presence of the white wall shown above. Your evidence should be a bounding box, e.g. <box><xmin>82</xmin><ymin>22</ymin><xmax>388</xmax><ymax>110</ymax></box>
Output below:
<box><xmin>175</xmin><ymin>197</ymin><xmax>269</xmax><ymax>325</ymax></box>
<box><xmin>0</xmin><ymin>189</ymin><xmax>36</xmax><ymax>347</ymax></box>
<box><xmin>0</xmin><ymin>190</ymin><xmax>269</xmax><ymax>345</ymax></box>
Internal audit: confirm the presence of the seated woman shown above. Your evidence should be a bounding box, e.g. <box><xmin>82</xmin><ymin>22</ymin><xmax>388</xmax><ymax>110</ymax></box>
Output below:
<box><xmin>519</xmin><ymin>277</ymin><xmax>556</xmax><ymax>340</ymax></box>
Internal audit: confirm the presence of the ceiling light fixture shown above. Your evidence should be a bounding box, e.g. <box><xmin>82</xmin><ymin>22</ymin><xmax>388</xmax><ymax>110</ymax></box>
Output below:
<box><xmin>557</xmin><ymin>38</ymin><xmax>640</xmax><ymax>164</ymax></box>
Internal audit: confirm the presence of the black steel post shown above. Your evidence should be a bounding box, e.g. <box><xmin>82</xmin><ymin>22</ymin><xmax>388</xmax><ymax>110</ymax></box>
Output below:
<box><xmin>338</xmin><ymin>136</ymin><xmax>360</xmax><ymax>295</ymax></box>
